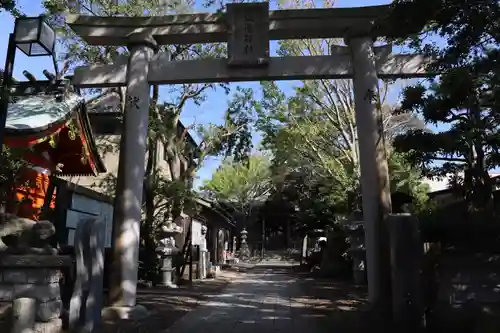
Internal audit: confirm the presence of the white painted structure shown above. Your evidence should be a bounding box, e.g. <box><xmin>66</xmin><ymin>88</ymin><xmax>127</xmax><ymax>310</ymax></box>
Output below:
<box><xmin>66</xmin><ymin>3</ymin><xmax>432</xmax><ymax>317</ymax></box>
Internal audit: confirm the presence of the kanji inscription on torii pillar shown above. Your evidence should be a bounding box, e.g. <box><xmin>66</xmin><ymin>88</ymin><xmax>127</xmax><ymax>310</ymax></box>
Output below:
<box><xmin>227</xmin><ymin>2</ymin><xmax>269</xmax><ymax>67</ymax></box>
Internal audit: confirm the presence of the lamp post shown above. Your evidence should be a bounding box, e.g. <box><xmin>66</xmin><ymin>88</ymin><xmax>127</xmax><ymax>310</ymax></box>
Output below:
<box><xmin>0</xmin><ymin>16</ymin><xmax>57</xmax><ymax>155</ymax></box>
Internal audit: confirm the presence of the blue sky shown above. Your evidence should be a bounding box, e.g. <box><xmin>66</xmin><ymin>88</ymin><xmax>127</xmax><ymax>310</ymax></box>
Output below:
<box><xmin>1</xmin><ymin>0</ymin><xmax>422</xmax><ymax>188</ymax></box>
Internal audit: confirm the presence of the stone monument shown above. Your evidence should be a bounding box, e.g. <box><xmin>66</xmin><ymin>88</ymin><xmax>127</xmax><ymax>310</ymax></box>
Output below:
<box><xmin>69</xmin><ymin>217</ymin><xmax>106</xmax><ymax>332</ymax></box>
<box><xmin>388</xmin><ymin>213</ymin><xmax>424</xmax><ymax>332</ymax></box>
<box><xmin>156</xmin><ymin>222</ymin><xmax>183</xmax><ymax>288</ymax></box>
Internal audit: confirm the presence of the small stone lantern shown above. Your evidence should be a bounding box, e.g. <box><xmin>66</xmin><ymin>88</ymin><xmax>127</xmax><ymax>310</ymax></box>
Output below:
<box><xmin>239</xmin><ymin>228</ymin><xmax>250</xmax><ymax>261</ymax></box>
<box><xmin>346</xmin><ymin>219</ymin><xmax>367</xmax><ymax>284</ymax></box>
<box><xmin>156</xmin><ymin>222</ymin><xmax>183</xmax><ymax>288</ymax></box>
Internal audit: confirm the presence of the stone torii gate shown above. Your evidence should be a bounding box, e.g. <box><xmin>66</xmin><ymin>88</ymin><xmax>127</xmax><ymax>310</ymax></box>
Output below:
<box><xmin>67</xmin><ymin>3</ymin><xmax>429</xmax><ymax>319</ymax></box>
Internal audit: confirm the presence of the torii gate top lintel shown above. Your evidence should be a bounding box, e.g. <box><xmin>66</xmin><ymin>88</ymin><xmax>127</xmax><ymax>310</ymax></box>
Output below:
<box><xmin>67</xmin><ymin>3</ymin><xmax>405</xmax><ymax>46</ymax></box>
<box><xmin>69</xmin><ymin>2</ymin><xmax>433</xmax><ymax>87</ymax></box>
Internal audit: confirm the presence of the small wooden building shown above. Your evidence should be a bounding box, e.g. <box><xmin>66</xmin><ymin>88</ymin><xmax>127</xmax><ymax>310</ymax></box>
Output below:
<box><xmin>194</xmin><ymin>197</ymin><xmax>236</xmax><ymax>264</ymax></box>
<box><xmin>177</xmin><ymin>197</ymin><xmax>236</xmax><ymax>280</ymax></box>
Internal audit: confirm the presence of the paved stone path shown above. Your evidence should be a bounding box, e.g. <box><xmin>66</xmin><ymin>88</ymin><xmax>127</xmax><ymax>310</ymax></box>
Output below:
<box><xmin>163</xmin><ymin>264</ymin><xmax>323</xmax><ymax>333</ymax></box>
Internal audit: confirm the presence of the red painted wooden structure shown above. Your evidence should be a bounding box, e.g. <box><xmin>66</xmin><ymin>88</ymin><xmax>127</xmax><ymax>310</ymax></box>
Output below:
<box><xmin>4</xmin><ymin>93</ymin><xmax>106</xmax><ymax>220</ymax></box>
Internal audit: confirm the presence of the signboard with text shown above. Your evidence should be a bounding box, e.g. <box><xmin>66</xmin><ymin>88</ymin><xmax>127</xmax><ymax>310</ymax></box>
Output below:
<box><xmin>227</xmin><ymin>2</ymin><xmax>269</xmax><ymax>67</ymax></box>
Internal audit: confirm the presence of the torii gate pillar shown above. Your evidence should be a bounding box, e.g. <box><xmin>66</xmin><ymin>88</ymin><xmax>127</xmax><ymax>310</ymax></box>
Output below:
<box><xmin>348</xmin><ymin>36</ymin><xmax>393</xmax><ymax>325</ymax></box>
<box><xmin>108</xmin><ymin>33</ymin><xmax>156</xmax><ymax>312</ymax></box>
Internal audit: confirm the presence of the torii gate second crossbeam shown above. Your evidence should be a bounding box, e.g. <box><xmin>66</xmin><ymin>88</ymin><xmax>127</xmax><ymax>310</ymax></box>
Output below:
<box><xmin>68</xmin><ymin>2</ymin><xmax>434</xmax><ymax>324</ymax></box>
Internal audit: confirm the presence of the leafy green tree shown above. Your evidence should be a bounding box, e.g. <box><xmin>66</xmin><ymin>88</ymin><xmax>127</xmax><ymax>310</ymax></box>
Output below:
<box><xmin>201</xmin><ymin>154</ymin><xmax>272</xmax><ymax>225</ymax></box>
<box><xmin>0</xmin><ymin>147</ymin><xmax>31</xmax><ymax>209</ymax></box>
<box><xmin>393</xmin><ymin>70</ymin><xmax>499</xmax><ymax>208</ymax></box>
<box><xmin>388</xmin><ymin>151</ymin><xmax>430</xmax><ymax>212</ymax></box>
<box><xmin>220</xmin><ymin>0</ymin><xmax>426</xmax><ymax>216</ymax></box>
<box><xmin>389</xmin><ymin>0</ymin><xmax>500</xmax><ymax>208</ymax></box>
<box><xmin>0</xmin><ymin>0</ymin><xmax>23</xmax><ymax>17</ymax></box>
<box><xmin>387</xmin><ymin>0</ymin><xmax>499</xmax><ymax>73</ymax></box>
<box><xmin>227</xmin><ymin>78</ymin><xmax>427</xmax><ymax>212</ymax></box>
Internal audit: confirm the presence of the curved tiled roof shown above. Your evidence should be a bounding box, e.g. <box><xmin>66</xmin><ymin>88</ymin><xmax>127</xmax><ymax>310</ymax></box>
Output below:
<box><xmin>5</xmin><ymin>93</ymin><xmax>106</xmax><ymax>176</ymax></box>
<box><xmin>6</xmin><ymin>94</ymin><xmax>82</xmax><ymax>133</ymax></box>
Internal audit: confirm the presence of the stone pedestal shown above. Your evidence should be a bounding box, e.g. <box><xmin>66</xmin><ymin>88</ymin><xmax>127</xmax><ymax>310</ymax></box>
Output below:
<box><xmin>0</xmin><ymin>255</ymin><xmax>72</xmax><ymax>333</ymax></box>
<box><xmin>156</xmin><ymin>224</ymin><xmax>183</xmax><ymax>288</ymax></box>
<box><xmin>199</xmin><ymin>252</ymin><xmax>208</xmax><ymax>280</ymax></box>
<box><xmin>159</xmin><ymin>256</ymin><xmax>177</xmax><ymax>288</ymax></box>
<box><xmin>11</xmin><ymin>298</ymin><xmax>36</xmax><ymax>333</ymax></box>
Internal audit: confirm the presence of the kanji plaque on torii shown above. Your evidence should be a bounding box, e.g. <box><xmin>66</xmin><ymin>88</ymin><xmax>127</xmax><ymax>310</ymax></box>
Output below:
<box><xmin>227</xmin><ymin>2</ymin><xmax>269</xmax><ymax>67</ymax></box>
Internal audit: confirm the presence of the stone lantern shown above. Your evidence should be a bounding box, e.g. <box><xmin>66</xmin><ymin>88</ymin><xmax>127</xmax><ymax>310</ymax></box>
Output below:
<box><xmin>156</xmin><ymin>222</ymin><xmax>183</xmax><ymax>288</ymax></box>
<box><xmin>239</xmin><ymin>228</ymin><xmax>250</xmax><ymax>261</ymax></box>
<box><xmin>345</xmin><ymin>219</ymin><xmax>367</xmax><ymax>284</ymax></box>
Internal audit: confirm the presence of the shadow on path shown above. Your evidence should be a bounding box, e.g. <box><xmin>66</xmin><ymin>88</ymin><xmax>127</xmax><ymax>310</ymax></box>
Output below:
<box><xmin>99</xmin><ymin>278</ymin><xmax>230</xmax><ymax>333</ymax></box>
<box><xmin>163</xmin><ymin>265</ymin><xmax>369</xmax><ymax>333</ymax></box>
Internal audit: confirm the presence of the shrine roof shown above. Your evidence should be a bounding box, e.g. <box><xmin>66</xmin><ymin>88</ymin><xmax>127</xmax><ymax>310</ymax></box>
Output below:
<box><xmin>5</xmin><ymin>92</ymin><xmax>106</xmax><ymax>176</ymax></box>
<box><xmin>6</xmin><ymin>94</ymin><xmax>82</xmax><ymax>133</ymax></box>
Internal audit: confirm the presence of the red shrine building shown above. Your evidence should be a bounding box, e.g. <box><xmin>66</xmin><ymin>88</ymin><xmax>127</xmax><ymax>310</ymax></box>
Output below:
<box><xmin>4</xmin><ymin>91</ymin><xmax>106</xmax><ymax>220</ymax></box>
